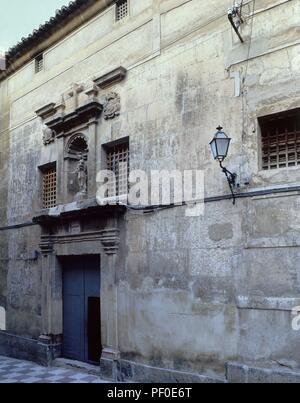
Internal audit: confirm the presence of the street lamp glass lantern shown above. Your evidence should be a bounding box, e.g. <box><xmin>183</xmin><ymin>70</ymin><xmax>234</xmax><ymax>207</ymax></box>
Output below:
<box><xmin>210</xmin><ymin>126</ymin><xmax>231</xmax><ymax>161</ymax></box>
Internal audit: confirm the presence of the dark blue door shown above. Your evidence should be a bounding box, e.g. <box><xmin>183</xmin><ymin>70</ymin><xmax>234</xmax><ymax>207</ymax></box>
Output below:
<box><xmin>62</xmin><ymin>255</ymin><xmax>101</xmax><ymax>364</ymax></box>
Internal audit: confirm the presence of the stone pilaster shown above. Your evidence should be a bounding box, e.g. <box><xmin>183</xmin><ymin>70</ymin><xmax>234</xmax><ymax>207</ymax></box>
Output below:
<box><xmin>40</xmin><ymin>250</ymin><xmax>63</xmax><ymax>338</ymax></box>
<box><xmin>100</xmin><ymin>227</ymin><xmax>121</xmax><ymax>380</ymax></box>
<box><xmin>100</xmin><ymin>228</ymin><xmax>120</xmax><ymax>255</ymax></box>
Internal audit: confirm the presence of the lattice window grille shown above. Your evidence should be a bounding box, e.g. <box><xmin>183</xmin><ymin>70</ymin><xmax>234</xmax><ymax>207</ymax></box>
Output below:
<box><xmin>107</xmin><ymin>144</ymin><xmax>129</xmax><ymax>197</ymax></box>
<box><xmin>116</xmin><ymin>0</ymin><xmax>128</xmax><ymax>21</ymax></box>
<box><xmin>261</xmin><ymin>112</ymin><xmax>300</xmax><ymax>170</ymax></box>
<box><xmin>35</xmin><ymin>55</ymin><xmax>43</xmax><ymax>73</ymax></box>
<box><xmin>42</xmin><ymin>168</ymin><xmax>57</xmax><ymax>208</ymax></box>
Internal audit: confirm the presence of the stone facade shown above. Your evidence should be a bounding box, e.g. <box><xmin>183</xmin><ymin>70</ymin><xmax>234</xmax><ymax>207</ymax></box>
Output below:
<box><xmin>0</xmin><ymin>0</ymin><xmax>300</xmax><ymax>382</ymax></box>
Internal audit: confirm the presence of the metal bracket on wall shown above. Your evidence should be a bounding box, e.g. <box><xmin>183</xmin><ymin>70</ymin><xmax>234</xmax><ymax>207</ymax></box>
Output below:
<box><xmin>230</xmin><ymin>71</ymin><xmax>241</xmax><ymax>97</ymax></box>
<box><xmin>228</xmin><ymin>5</ymin><xmax>244</xmax><ymax>43</ymax></box>
<box><xmin>220</xmin><ymin>161</ymin><xmax>237</xmax><ymax>205</ymax></box>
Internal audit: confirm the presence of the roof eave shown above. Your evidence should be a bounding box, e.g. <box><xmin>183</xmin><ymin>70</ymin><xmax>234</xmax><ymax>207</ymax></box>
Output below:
<box><xmin>0</xmin><ymin>0</ymin><xmax>115</xmax><ymax>81</ymax></box>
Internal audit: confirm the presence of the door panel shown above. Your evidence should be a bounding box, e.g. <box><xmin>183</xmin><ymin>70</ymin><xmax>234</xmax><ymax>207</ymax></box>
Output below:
<box><xmin>84</xmin><ymin>256</ymin><xmax>101</xmax><ymax>298</ymax></box>
<box><xmin>63</xmin><ymin>258</ymin><xmax>85</xmax><ymax>362</ymax></box>
<box><xmin>62</xmin><ymin>255</ymin><xmax>101</xmax><ymax>363</ymax></box>
<box><xmin>63</xmin><ymin>294</ymin><xmax>85</xmax><ymax>361</ymax></box>
<box><xmin>84</xmin><ymin>256</ymin><xmax>101</xmax><ymax>364</ymax></box>
<box><xmin>87</xmin><ymin>297</ymin><xmax>101</xmax><ymax>363</ymax></box>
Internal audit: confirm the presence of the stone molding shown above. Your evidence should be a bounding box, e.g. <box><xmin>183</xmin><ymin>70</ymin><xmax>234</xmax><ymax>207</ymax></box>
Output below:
<box><xmin>46</xmin><ymin>101</ymin><xmax>103</xmax><ymax>134</ymax></box>
<box><xmin>94</xmin><ymin>66</ymin><xmax>127</xmax><ymax>89</ymax></box>
<box><xmin>39</xmin><ymin>235</ymin><xmax>55</xmax><ymax>257</ymax></box>
<box><xmin>36</xmin><ymin>103</ymin><xmax>56</xmax><ymax>120</ymax></box>
<box><xmin>100</xmin><ymin>228</ymin><xmax>120</xmax><ymax>255</ymax></box>
<box><xmin>101</xmin><ymin>346</ymin><xmax>121</xmax><ymax>360</ymax></box>
<box><xmin>34</xmin><ymin>203</ymin><xmax>125</xmax><ymax>256</ymax></box>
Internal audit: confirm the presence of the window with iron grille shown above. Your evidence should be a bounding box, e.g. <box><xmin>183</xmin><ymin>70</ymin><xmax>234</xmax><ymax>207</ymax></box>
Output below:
<box><xmin>259</xmin><ymin>109</ymin><xmax>300</xmax><ymax>170</ymax></box>
<box><xmin>42</xmin><ymin>166</ymin><xmax>57</xmax><ymax>208</ymax></box>
<box><xmin>35</xmin><ymin>54</ymin><xmax>43</xmax><ymax>73</ymax></box>
<box><xmin>106</xmin><ymin>140</ymin><xmax>129</xmax><ymax>197</ymax></box>
<box><xmin>116</xmin><ymin>0</ymin><xmax>128</xmax><ymax>21</ymax></box>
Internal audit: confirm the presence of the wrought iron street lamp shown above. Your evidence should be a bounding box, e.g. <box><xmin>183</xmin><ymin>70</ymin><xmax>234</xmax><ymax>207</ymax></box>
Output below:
<box><xmin>210</xmin><ymin>126</ymin><xmax>237</xmax><ymax>204</ymax></box>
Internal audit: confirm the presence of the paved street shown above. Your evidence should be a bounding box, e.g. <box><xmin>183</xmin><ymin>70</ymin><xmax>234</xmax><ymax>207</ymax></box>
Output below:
<box><xmin>0</xmin><ymin>356</ymin><xmax>107</xmax><ymax>383</ymax></box>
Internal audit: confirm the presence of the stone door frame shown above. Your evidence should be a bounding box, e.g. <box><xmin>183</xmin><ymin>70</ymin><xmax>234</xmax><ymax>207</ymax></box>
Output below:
<box><xmin>37</xmin><ymin>212</ymin><xmax>123</xmax><ymax>374</ymax></box>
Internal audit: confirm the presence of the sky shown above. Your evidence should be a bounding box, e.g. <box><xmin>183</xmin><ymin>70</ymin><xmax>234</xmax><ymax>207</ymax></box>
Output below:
<box><xmin>0</xmin><ymin>0</ymin><xmax>70</xmax><ymax>52</ymax></box>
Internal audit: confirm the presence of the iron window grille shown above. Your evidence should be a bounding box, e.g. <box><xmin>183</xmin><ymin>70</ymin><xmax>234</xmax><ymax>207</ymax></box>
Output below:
<box><xmin>116</xmin><ymin>0</ymin><xmax>128</xmax><ymax>21</ymax></box>
<box><xmin>106</xmin><ymin>142</ymin><xmax>129</xmax><ymax>197</ymax></box>
<box><xmin>42</xmin><ymin>166</ymin><xmax>57</xmax><ymax>208</ymax></box>
<box><xmin>35</xmin><ymin>54</ymin><xmax>43</xmax><ymax>73</ymax></box>
<box><xmin>259</xmin><ymin>109</ymin><xmax>300</xmax><ymax>170</ymax></box>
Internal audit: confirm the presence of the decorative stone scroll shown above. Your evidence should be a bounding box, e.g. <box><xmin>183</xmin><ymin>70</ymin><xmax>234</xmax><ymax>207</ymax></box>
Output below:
<box><xmin>100</xmin><ymin>228</ymin><xmax>120</xmax><ymax>255</ymax></box>
<box><xmin>65</xmin><ymin>133</ymin><xmax>88</xmax><ymax>159</ymax></box>
<box><xmin>39</xmin><ymin>234</ymin><xmax>54</xmax><ymax>256</ymax></box>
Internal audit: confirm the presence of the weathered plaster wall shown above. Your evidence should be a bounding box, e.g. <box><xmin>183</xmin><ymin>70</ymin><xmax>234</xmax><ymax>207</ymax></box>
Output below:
<box><xmin>0</xmin><ymin>78</ymin><xmax>10</xmax><ymax>330</ymax></box>
<box><xmin>0</xmin><ymin>0</ymin><xmax>300</xmax><ymax>378</ymax></box>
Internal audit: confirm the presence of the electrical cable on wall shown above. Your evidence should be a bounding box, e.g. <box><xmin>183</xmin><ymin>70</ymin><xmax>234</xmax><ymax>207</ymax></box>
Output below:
<box><xmin>240</xmin><ymin>0</ymin><xmax>256</xmax><ymax>188</ymax></box>
<box><xmin>241</xmin><ymin>0</ymin><xmax>256</xmax><ymax>147</ymax></box>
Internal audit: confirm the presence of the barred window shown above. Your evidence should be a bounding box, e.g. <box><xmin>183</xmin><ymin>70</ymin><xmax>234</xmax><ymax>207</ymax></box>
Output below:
<box><xmin>106</xmin><ymin>140</ymin><xmax>129</xmax><ymax>197</ymax></box>
<box><xmin>35</xmin><ymin>54</ymin><xmax>43</xmax><ymax>73</ymax></box>
<box><xmin>260</xmin><ymin>109</ymin><xmax>300</xmax><ymax>170</ymax></box>
<box><xmin>116</xmin><ymin>0</ymin><xmax>128</xmax><ymax>21</ymax></box>
<box><xmin>42</xmin><ymin>166</ymin><xmax>57</xmax><ymax>208</ymax></box>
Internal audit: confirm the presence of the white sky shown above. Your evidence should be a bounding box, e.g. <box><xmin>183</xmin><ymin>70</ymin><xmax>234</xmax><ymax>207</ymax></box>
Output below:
<box><xmin>0</xmin><ymin>0</ymin><xmax>69</xmax><ymax>52</ymax></box>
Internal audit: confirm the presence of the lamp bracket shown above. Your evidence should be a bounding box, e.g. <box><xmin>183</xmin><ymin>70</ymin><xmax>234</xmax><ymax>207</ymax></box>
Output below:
<box><xmin>219</xmin><ymin>161</ymin><xmax>237</xmax><ymax>205</ymax></box>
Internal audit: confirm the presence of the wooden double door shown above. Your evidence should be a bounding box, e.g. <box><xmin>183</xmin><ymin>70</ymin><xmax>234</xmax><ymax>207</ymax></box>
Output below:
<box><xmin>62</xmin><ymin>255</ymin><xmax>101</xmax><ymax>364</ymax></box>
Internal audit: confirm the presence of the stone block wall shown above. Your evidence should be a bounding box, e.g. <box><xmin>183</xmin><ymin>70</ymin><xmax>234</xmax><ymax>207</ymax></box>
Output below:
<box><xmin>0</xmin><ymin>0</ymin><xmax>299</xmax><ymax>380</ymax></box>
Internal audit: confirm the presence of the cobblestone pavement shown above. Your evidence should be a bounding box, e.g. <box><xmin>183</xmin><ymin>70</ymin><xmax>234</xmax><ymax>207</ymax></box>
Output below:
<box><xmin>0</xmin><ymin>356</ymin><xmax>107</xmax><ymax>383</ymax></box>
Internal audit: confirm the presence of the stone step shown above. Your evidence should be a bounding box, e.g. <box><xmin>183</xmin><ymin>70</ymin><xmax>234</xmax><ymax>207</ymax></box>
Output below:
<box><xmin>227</xmin><ymin>361</ymin><xmax>300</xmax><ymax>383</ymax></box>
<box><xmin>53</xmin><ymin>358</ymin><xmax>102</xmax><ymax>377</ymax></box>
